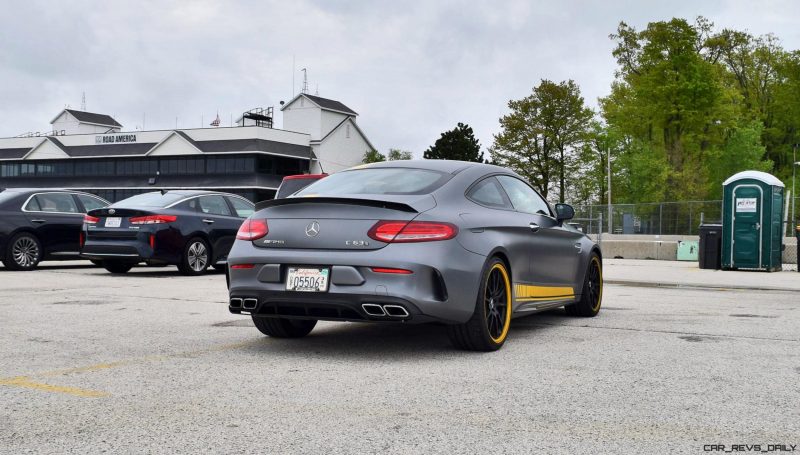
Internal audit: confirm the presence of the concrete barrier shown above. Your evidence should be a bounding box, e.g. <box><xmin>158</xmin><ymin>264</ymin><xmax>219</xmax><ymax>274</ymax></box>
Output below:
<box><xmin>588</xmin><ymin>234</ymin><xmax>797</xmax><ymax>264</ymax></box>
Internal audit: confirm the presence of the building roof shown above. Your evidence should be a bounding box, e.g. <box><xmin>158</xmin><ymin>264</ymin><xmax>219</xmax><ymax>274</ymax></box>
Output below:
<box><xmin>281</xmin><ymin>94</ymin><xmax>358</xmax><ymax>115</ymax></box>
<box><xmin>0</xmin><ymin>130</ymin><xmax>312</xmax><ymax>160</ymax></box>
<box><xmin>51</xmin><ymin>109</ymin><xmax>122</xmax><ymax>128</ymax></box>
<box><xmin>317</xmin><ymin>116</ymin><xmax>376</xmax><ymax>152</ymax></box>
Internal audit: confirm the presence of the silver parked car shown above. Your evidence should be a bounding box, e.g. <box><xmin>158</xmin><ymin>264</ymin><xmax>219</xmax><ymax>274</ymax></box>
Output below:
<box><xmin>227</xmin><ymin>160</ymin><xmax>603</xmax><ymax>351</ymax></box>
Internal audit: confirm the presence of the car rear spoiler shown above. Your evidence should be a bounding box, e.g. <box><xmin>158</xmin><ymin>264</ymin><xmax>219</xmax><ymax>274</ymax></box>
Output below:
<box><xmin>255</xmin><ymin>196</ymin><xmax>424</xmax><ymax>213</ymax></box>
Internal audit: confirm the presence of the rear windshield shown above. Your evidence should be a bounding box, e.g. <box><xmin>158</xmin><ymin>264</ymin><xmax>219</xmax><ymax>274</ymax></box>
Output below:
<box><xmin>276</xmin><ymin>178</ymin><xmax>321</xmax><ymax>199</ymax></box>
<box><xmin>295</xmin><ymin>168</ymin><xmax>450</xmax><ymax>196</ymax></box>
<box><xmin>112</xmin><ymin>192</ymin><xmax>186</xmax><ymax>208</ymax></box>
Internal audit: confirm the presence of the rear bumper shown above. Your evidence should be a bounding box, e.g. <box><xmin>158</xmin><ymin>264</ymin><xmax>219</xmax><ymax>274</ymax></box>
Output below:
<box><xmin>227</xmin><ymin>240</ymin><xmax>487</xmax><ymax>324</ymax></box>
<box><xmin>81</xmin><ymin>228</ymin><xmax>182</xmax><ymax>264</ymax></box>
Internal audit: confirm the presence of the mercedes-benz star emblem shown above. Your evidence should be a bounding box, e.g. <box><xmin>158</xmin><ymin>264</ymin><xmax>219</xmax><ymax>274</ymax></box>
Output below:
<box><xmin>305</xmin><ymin>221</ymin><xmax>320</xmax><ymax>237</ymax></box>
<box><xmin>108</xmin><ymin>209</ymin><xmax>115</xmax><ymax>215</ymax></box>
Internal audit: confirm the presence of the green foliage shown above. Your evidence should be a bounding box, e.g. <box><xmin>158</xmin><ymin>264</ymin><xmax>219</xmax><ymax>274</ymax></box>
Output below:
<box><xmin>491</xmin><ymin>80</ymin><xmax>593</xmax><ymax>201</ymax></box>
<box><xmin>387</xmin><ymin>149</ymin><xmax>413</xmax><ymax>161</ymax></box>
<box><xmin>706</xmin><ymin>122</ymin><xmax>773</xmax><ymax>198</ymax></box>
<box><xmin>362</xmin><ymin>149</ymin><xmax>385</xmax><ymax>164</ymax></box>
<box><xmin>596</xmin><ymin>16</ymin><xmax>800</xmax><ymax>204</ymax></box>
<box><xmin>424</xmin><ymin>123</ymin><xmax>484</xmax><ymax>162</ymax></box>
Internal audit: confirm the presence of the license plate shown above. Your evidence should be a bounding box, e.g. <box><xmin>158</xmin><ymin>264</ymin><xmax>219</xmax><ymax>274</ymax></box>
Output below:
<box><xmin>286</xmin><ymin>267</ymin><xmax>330</xmax><ymax>292</ymax></box>
<box><xmin>105</xmin><ymin>217</ymin><xmax>122</xmax><ymax>228</ymax></box>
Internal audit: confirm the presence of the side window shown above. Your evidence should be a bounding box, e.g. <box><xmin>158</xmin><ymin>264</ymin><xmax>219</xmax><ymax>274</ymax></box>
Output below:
<box><xmin>198</xmin><ymin>195</ymin><xmax>231</xmax><ymax>216</ymax></box>
<box><xmin>23</xmin><ymin>197</ymin><xmax>41</xmax><ymax>211</ymax></box>
<box><xmin>33</xmin><ymin>193</ymin><xmax>79</xmax><ymax>213</ymax></box>
<box><xmin>227</xmin><ymin>196</ymin><xmax>254</xmax><ymax>218</ymax></box>
<box><xmin>174</xmin><ymin>198</ymin><xmax>199</xmax><ymax>212</ymax></box>
<box><xmin>496</xmin><ymin>176</ymin><xmax>551</xmax><ymax>216</ymax></box>
<box><xmin>76</xmin><ymin>194</ymin><xmax>107</xmax><ymax>212</ymax></box>
<box><xmin>466</xmin><ymin>177</ymin><xmax>512</xmax><ymax>209</ymax></box>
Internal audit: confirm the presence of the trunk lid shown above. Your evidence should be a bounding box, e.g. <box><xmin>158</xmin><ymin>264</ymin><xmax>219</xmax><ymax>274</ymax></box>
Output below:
<box><xmin>251</xmin><ymin>195</ymin><xmax>435</xmax><ymax>251</ymax></box>
<box><xmin>86</xmin><ymin>207</ymin><xmax>160</xmax><ymax>233</ymax></box>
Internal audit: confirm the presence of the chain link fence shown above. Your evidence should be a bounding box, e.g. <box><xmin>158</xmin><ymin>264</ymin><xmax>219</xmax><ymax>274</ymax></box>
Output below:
<box><xmin>571</xmin><ymin>196</ymin><xmax>800</xmax><ymax>236</ymax></box>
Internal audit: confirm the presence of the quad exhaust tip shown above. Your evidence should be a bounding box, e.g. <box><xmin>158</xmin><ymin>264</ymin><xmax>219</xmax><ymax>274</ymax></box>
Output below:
<box><xmin>242</xmin><ymin>298</ymin><xmax>258</xmax><ymax>310</ymax></box>
<box><xmin>362</xmin><ymin>303</ymin><xmax>409</xmax><ymax>318</ymax></box>
<box><xmin>229</xmin><ymin>298</ymin><xmax>243</xmax><ymax>309</ymax></box>
<box><xmin>383</xmin><ymin>305</ymin><xmax>410</xmax><ymax>317</ymax></box>
<box><xmin>362</xmin><ymin>304</ymin><xmax>386</xmax><ymax>317</ymax></box>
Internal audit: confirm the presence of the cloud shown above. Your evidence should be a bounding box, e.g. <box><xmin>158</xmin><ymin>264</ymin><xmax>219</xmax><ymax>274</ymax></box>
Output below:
<box><xmin>1</xmin><ymin>0</ymin><xmax>798</xmax><ymax>156</ymax></box>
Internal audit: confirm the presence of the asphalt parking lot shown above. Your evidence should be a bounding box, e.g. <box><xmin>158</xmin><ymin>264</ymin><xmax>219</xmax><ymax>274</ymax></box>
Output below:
<box><xmin>1</xmin><ymin>262</ymin><xmax>798</xmax><ymax>454</ymax></box>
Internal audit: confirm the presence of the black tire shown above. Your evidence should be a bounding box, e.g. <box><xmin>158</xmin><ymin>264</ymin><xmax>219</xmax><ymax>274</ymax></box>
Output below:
<box><xmin>211</xmin><ymin>263</ymin><xmax>227</xmax><ymax>271</ymax></box>
<box><xmin>90</xmin><ymin>260</ymin><xmax>103</xmax><ymax>267</ymax></box>
<box><xmin>447</xmin><ymin>257</ymin><xmax>513</xmax><ymax>351</ymax></box>
<box><xmin>178</xmin><ymin>237</ymin><xmax>210</xmax><ymax>276</ymax></box>
<box><xmin>252</xmin><ymin>316</ymin><xmax>317</xmax><ymax>338</ymax></box>
<box><xmin>565</xmin><ymin>253</ymin><xmax>603</xmax><ymax>317</ymax></box>
<box><xmin>3</xmin><ymin>232</ymin><xmax>43</xmax><ymax>271</ymax></box>
<box><xmin>103</xmin><ymin>261</ymin><xmax>133</xmax><ymax>274</ymax></box>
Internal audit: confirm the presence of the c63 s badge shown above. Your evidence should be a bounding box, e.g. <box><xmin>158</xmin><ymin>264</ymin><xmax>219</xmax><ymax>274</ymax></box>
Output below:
<box><xmin>345</xmin><ymin>240</ymin><xmax>370</xmax><ymax>247</ymax></box>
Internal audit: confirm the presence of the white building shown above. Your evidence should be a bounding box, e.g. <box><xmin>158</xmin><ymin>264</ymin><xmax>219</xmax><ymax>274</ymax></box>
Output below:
<box><xmin>281</xmin><ymin>94</ymin><xmax>375</xmax><ymax>173</ymax></box>
<box><xmin>50</xmin><ymin>109</ymin><xmax>123</xmax><ymax>135</ymax></box>
<box><xmin>0</xmin><ymin>95</ymin><xmax>374</xmax><ymax>202</ymax></box>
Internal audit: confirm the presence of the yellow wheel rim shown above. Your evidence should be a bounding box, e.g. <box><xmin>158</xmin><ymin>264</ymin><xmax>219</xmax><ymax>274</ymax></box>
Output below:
<box><xmin>486</xmin><ymin>263</ymin><xmax>512</xmax><ymax>344</ymax></box>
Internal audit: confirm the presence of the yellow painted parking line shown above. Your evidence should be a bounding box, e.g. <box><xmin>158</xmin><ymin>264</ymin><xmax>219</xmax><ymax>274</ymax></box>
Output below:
<box><xmin>0</xmin><ymin>376</ymin><xmax>108</xmax><ymax>398</ymax></box>
<box><xmin>0</xmin><ymin>339</ymin><xmax>261</xmax><ymax>398</ymax></box>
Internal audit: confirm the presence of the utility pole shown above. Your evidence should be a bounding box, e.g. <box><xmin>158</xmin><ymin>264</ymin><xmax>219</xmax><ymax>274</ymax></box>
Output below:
<box><xmin>607</xmin><ymin>144</ymin><xmax>612</xmax><ymax>234</ymax></box>
<box><xmin>793</xmin><ymin>144</ymin><xmax>797</xmax><ymax>230</ymax></box>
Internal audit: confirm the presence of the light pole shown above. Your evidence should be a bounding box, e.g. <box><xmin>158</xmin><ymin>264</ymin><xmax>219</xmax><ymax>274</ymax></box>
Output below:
<box><xmin>793</xmin><ymin>143</ymin><xmax>799</xmax><ymax>230</ymax></box>
<box><xmin>607</xmin><ymin>144</ymin><xmax>612</xmax><ymax>234</ymax></box>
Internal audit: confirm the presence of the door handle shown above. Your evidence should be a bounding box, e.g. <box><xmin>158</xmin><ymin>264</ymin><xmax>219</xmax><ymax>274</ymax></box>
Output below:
<box><xmin>31</xmin><ymin>219</ymin><xmax>46</xmax><ymax>224</ymax></box>
<box><xmin>754</xmin><ymin>222</ymin><xmax>761</xmax><ymax>231</ymax></box>
<box><xmin>529</xmin><ymin>222</ymin><xmax>540</xmax><ymax>233</ymax></box>
<box><xmin>202</xmin><ymin>219</ymin><xmax>215</xmax><ymax>224</ymax></box>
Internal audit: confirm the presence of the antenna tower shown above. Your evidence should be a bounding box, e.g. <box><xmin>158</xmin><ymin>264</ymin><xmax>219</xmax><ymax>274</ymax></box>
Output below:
<box><xmin>81</xmin><ymin>92</ymin><xmax>86</xmax><ymax>111</ymax></box>
<box><xmin>301</xmin><ymin>68</ymin><xmax>309</xmax><ymax>94</ymax></box>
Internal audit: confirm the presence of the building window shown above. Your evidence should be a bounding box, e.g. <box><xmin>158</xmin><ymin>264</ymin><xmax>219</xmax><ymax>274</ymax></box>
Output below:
<box><xmin>75</xmin><ymin>160</ymin><xmax>114</xmax><ymax>176</ymax></box>
<box><xmin>207</xmin><ymin>156</ymin><xmax>254</xmax><ymax>174</ymax></box>
<box><xmin>1</xmin><ymin>163</ymin><xmax>19</xmax><ymax>177</ymax></box>
<box><xmin>20</xmin><ymin>163</ymin><xmax>36</xmax><ymax>176</ymax></box>
<box><xmin>346</xmin><ymin>124</ymin><xmax>351</xmax><ymax>138</ymax></box>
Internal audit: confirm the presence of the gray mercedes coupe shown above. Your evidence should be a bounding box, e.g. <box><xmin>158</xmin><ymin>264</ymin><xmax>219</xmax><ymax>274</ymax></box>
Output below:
<box><xmin>227</xmin><ymin>160</ymin><xmax>602</xmax><ymax>351</ymax></box>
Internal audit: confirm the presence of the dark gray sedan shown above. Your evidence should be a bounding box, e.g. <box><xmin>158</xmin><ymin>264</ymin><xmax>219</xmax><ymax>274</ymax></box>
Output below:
<box><xmin>227</xmin><ymin>160</ymin><xmax>603</xmax><ymax>351</ymax></box>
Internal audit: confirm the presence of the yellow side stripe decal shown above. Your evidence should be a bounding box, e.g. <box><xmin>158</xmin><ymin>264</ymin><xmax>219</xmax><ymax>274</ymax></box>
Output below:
<box><xmin>516</xmin><ymin>296</ymin><xmax>575</xmax><ymax>302</ymax></box>
<box><xmin>514</xmin><ymin>284</ymin><xmax>575</xmax><ymax>300</ymax></box>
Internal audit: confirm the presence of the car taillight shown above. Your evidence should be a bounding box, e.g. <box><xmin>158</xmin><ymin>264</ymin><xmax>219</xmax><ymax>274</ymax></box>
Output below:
<box><xmin>79</xmin><ymin>232</ymin><xmax>85</xmax><ymax>247</ymax></box>
<box><xmin>129</xmin><ymin>215</ymin><xmax>177</xmax><ymax>225</ymax></box>
<box><xmin>371</xmin><ymin>267</ymin><xmax>413</xmax><ymax>274</ymax></box>
<box><xmin>237</xmin><ymin>219</ymin><xmax>268</xmax><ymax>241</ymax></box>
<box><xmin>84</xmin><ymin>215</ymin><xmax>99</xmax><ymax>224</ymax></box>
<box><xmin>367</xmin><ymin>221</ymin><xmax>458</xmax><ymax>243</ymax></box>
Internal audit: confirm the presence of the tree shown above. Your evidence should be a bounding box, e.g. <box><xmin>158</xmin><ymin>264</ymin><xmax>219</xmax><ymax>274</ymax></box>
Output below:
<box><xmin>602</xmin><ymin>18</ymin><xmax>741</xmax><ymax>202</ymax></box>
<box><xmin>536</xmin><ymin>80</ymin><xmax>594</xmax><ymax>202</ymax></box>
<box><xmin>424</xmin><ymin>123</ymin><xmax>484</xmax><ymax>162</ymax></box>
<box><xmin>362</xmin><ymin>149</ymin><xmax>385</xmax><ymax>164</ymax></box>
<box><xmin>387</xmin><ymin>149</ymin><xmax>413</xmax><ymax>160</ymax></box>
<box><xmin>490</xmin><ymin>80</ymin><xmax>593</xmax><ymax>201</ymax></box>
<box><xmin>705</xmin><ymin>122</ymin><xmax>773</xmax><ymax>198</ymax></box>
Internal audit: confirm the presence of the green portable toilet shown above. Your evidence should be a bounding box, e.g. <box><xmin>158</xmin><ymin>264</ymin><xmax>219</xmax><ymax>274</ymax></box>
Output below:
<box><xmin>721</xmin><ymin>171</ymin><xmax>785</xmax><ymax>271</ymax></box>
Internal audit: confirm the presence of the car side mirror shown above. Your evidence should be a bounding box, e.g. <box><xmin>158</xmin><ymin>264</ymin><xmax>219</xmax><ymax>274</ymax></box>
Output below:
<box><xmin>555</xmin><ymin>203</ymin><xmax>575</xmax><ymax>222</ymax></box>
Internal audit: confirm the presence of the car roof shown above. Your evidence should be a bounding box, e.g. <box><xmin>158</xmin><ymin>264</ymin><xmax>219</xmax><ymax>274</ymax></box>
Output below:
<box><xmin>354</xmin><ymin>159</ymin><xmax>505</xmax><ymax>174</ymax></box>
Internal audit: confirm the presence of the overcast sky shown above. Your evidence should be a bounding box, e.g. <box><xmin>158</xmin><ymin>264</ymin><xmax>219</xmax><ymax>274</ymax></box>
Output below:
<box><xmin>1</xmin><ymin>0</ymin><xmax>798</xmax><ymax>156</ymax></box>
